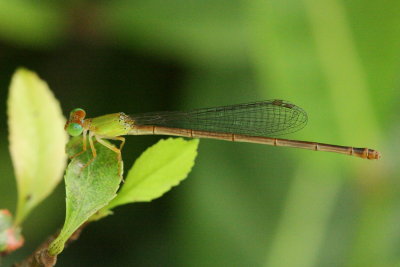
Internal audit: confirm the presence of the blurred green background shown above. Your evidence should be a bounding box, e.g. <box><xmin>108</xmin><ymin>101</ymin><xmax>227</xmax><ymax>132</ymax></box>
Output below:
<box><xmin>0</xmin><ymin>0</ymin><xmax>399</xmax><ymax>266</ymax></box>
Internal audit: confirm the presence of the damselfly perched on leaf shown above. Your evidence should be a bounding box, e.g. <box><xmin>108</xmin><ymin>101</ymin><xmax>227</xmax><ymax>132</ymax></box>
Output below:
<box><xmin>64</xmin><ymin>100</ymin><xmax>380</xmax><ymax>170</ymax></box>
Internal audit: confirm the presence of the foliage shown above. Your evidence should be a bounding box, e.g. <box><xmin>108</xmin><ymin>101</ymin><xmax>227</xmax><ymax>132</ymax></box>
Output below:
<box><xmin>2</xmin><ymin>69</ymin><xmax>199</xmax><ymax>263</ymax></box>
<box><xmin>7</xmin><ymin>68</ymin><xmax>67</xmax><ymax>226</ymax></box>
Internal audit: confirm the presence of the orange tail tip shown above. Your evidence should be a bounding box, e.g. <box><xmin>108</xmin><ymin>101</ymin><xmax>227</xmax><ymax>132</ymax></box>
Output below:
<box><xmin>368</xmin><ymin>149</ymin><xmax>381</xmax><ymax>160</ymax></box>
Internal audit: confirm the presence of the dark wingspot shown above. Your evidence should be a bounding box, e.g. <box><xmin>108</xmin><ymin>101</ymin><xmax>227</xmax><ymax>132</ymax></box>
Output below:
<box><xmin>284</xmin><ymin>103</ymin><xmax>295</xmax><ymax>108</ymax></box>
<box><xmin>272</xmin><ymin>100</ymin><xmax>283</xmax><ymax>106</ymax></box>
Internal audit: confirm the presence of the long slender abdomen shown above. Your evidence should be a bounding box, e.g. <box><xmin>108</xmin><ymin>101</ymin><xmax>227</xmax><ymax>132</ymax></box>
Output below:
<box><xmin>129</xmin><ymin>125</ymin><xmax>380</xmax><ymax>160</ymax></box>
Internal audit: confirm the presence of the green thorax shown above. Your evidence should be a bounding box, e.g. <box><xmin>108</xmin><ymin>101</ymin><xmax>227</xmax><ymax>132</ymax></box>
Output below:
<box><xmin>88</xmin><ymin>113</ymin><xmax>134</xmax><ymax>137</ymax></box>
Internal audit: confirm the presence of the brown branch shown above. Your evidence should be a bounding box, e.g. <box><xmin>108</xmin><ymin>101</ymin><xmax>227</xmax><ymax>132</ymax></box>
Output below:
<box><xmin>13</xmin><ymin>222</ymin><xmax>89</xmax><ymax>267</ymax></box>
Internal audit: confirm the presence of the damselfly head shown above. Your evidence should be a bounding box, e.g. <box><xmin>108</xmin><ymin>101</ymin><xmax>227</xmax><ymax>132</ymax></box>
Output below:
<box><xmin>65</xmin><ymin>108</ymin><xmax>86</xmax><ymax>136</ymax></box>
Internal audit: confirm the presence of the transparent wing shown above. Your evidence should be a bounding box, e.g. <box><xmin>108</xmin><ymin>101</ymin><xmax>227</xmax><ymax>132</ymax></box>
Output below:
<box><xmin>129</xmin><ymin>100</ymin><xmax>308</xmax><ymax>137</ymax></box>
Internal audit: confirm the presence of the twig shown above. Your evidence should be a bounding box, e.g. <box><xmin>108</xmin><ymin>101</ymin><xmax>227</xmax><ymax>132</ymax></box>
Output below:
<box><xmin>13</xmin><ymin>222</ymin><xmax>89</xmax><ymax>267</ymax></box>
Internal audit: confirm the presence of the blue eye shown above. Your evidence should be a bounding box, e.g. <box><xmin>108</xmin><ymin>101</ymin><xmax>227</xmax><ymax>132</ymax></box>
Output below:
<box><xmin>66</xmin><ymin>123</ymin><xmax>83</xmax><ymax>136</ymax></box>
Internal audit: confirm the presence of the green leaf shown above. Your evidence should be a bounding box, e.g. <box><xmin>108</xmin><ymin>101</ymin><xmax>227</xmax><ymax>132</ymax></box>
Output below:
<box><xmin>48</xmin><ymin>137</ymin><xmax>123</xmax><ymax>255</ymax></box>
<box><xmin>7</xmin><ymin>68</ymin><xmax>68</xmax><ymax>226</ymax></box>
<box><xmin>103</xmin><ymin>138</ymin><xmax>198</xmax><ymax>212</ymax></box>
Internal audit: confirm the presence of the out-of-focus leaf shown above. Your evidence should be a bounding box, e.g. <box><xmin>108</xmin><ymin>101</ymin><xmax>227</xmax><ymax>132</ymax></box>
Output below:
<box><xmin>7</xmin><ymin>68</ymin><xmax>68</xmax><ymax>226</ymax></box>
<box><xmin>100</xmin><ymin>0</ymin><xmax>247</xmax><ymax>66</ymax></box>
<box><xmin>0</xmin><ymin>210</ymin><xmax>24</xmax><ymax>255</ymax></box>
<box><xmin>49</xmin><ymin>137</ymin><xmax>122</xmax><ymax>255</ymax></box>
<box><xmin>0</xmin><ymin>2</ymin><xmax>66</xmax><ymax>47</ymax></box>
<box><xmin>102</xmin><ymin>138</ymin><xmax>198</xmax><ymax>213</ymax></box>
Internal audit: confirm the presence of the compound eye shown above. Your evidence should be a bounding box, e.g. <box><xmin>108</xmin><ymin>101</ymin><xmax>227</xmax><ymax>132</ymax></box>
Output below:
<box><xmin>66</xmin><ymin>122</ymin><xmax>83</xmax><ymax>136</ymax></box>
<box><xmin>69</xmin><ymin>108</ymin><xmax>86</xmax><ymax>120</ymax></box>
